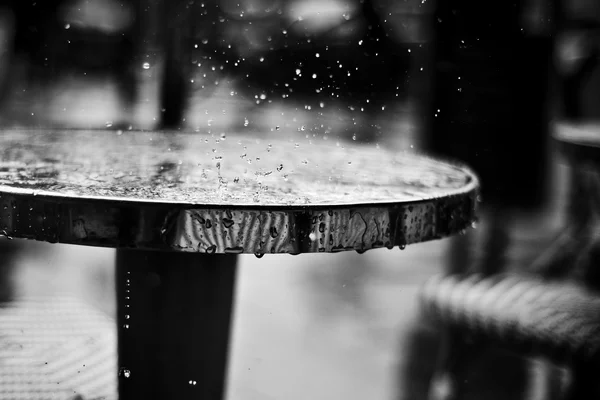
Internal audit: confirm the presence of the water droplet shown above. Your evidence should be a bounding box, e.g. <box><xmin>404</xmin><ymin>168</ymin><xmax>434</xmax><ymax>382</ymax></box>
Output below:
<box><xmin>189</xmin><ymin>380</ymin><xmax>197</xmax><ymax>385</ymax></box>
<box><xmin>224</xmin><ymin>246</ymin><xmax>244</xmax><ymax>254</ymax></box>
<box><xmin>399</xmin><ymin>244</ymin><xmax>406</xmax><ymax>250</ymax></box>
<box><xmin>277</xmin><ymin>164</ymin><xmax>283</xmax><ymax>172</ymax></box>
<box><xmin>206</xmin><ymin>245</ymin><xmax>216</xmax><ymax>254</ymax></box>
<box><xmin>254</xmin><ymin>252</ymin><xmax>264</xmax><ymax>258</ymax></box>
<box><xmin>123</xmin><ymin>324</ymin><xmax>130</xmax><ymax>329</ymax></box>
<box><xmin>309</xmin><ymin>232</ymin><xmax>316</xmax><ymax>241</ymax></box>
<box><xmin>119</xmin><ymin>368</ymin><xmax>131</xmax><ymax>378</ymax></box>
<box><xmin>270</xmin><ymin>227</ymin><xmax>278</xmax><ymax>238</ymax></box>
<box><xmin>223</xmin><ymin>218</ymin><xmax>234</xmax><ymax>228</ymax></box>
<box><xmin>142</xmin><ymin>62</ymin><xmax>150</xmax><ymax>70</ymax></box>
<box><xmin>125</xmin><ymin>315</ymin><xmax>130</xmax><ymax>319</ymax></box>
<box><xmin>244</xmin><ymin>118</ymin><xmax>249</xmax><ymax>127</ymax></box>
<box><xmin>64</xmin><ymin>23</ymin><xmax>70</xmax><ymax>29</ymax></box>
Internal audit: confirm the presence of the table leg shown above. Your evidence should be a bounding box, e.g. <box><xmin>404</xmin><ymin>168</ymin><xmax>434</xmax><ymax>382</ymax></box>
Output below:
<box><xmin>116</xmin><ymin>249</ymin><xmax>237</xmax><ymax>400</ymax></box>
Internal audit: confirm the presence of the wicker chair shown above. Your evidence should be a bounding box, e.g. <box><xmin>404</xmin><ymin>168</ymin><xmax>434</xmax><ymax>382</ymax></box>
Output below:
<box><xmin>421</xmin><ymin>122</ymin><xmax>600</xmax><ymax>400</ymax></box>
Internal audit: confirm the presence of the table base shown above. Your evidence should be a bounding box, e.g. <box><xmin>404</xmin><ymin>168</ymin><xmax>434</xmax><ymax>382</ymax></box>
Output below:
<box><xmin>116</xmin><ymin>250</ymin><xmax>237</xmax><ymax>400</ymax></box>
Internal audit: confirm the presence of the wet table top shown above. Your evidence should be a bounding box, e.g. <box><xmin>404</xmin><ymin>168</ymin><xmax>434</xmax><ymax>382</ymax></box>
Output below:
<box><xmin>0</xmin><ymin>129</ymin><xmax>478</xmax><ymax>254</ymax></box>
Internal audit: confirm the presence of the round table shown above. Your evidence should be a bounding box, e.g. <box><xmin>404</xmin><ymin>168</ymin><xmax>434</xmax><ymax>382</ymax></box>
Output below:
<box><xmin>0</xmin><ymin>129</ymin><xmax>479</xmax><ymax>399</ymax></box>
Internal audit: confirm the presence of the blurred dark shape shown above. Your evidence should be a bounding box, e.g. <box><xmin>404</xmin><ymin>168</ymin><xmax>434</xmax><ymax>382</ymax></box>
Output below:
<box><xmin>0</xmin><ymin>238</ymin><xmax>19</xmax><ymax>304</ymax></box>
<box><xmin>425</xmin><ymin>0</ymin><xmax>552</xmax><ymax>211</ymax></box>
<box><xmin>545</xmin><ymin>3</ymin><xmax>600</xmax><ymax>288</ymax></box>
<box><xmin>159</xmin><ymin>0</ymin><xmax>424</xmax><ymax>139</ymax></box>
<box><xmin>409</xmin><ymin>0</ymin><xmax>600</xmax><ymax>398</ymax></box>
<box><xmin>0</xmin><ymin>0</ymin><xmax>140</xmax><ymax>121</ymax></box>
<box><xmin>554</xmin><ymin>2</ymin><xmax>600</xmax><ymax>121</ymax></box>
<box><xmin>398</xmin><ymin>1</ymin><xmax>557</xmax><ymax>399</ymax></box>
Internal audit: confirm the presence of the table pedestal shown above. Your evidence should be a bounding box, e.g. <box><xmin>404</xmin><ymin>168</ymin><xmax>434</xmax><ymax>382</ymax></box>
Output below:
<box><xmin>116</xmin><ymin>250</ymin><xmax>237</xmax><ymax>400</ymax></box>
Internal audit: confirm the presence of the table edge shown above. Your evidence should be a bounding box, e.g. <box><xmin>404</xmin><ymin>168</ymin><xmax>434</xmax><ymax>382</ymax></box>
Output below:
<box><xmin>0</xmin><ymin>179</ymin><xmax>479</xmax><ymax>254</ymax></box>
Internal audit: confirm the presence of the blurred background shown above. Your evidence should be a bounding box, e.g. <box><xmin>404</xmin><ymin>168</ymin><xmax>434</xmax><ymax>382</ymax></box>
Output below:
<box><xmin>0</xmin><ymin>0</ymin><xmax>598</xmax><ymax>399</ymax></box>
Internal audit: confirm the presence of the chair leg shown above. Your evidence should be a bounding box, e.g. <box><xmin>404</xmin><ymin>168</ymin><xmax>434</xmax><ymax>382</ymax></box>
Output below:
<box><xmin>428</xmin><ymin>327</ymin><xmax>474</xmax><ymax>400</ymax></box>
<box><xmin>478</xmin><ymin>208</ymin><xmax>511</xmax><ymax>276</ymax></box>
<box><xmin>528</xmin><ymin>358</ymin><xmax>568</xmax><ymax>400</ymax></box>
<box><xmin>396</xmin><ymin>315</ymin><xmax>442</xmax><ymax>400</ymax></box>
<box><xmin>429</xmin><ymin>326</ymin><xmax>535</xmax><ymax>400</ymax></box>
